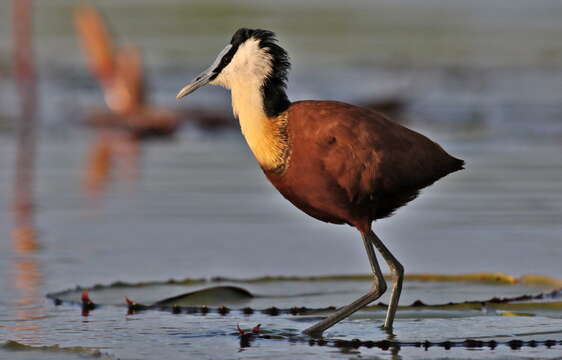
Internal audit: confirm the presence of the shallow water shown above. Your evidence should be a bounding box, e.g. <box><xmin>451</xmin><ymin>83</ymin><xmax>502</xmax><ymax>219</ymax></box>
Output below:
<box><xmin>0</xmin><ymin>129</ymin><xmax>561</xmax><ymax>359</ymax></box>
<box><xmin>1</xmin><ymin>0</ymin><xmax>562</xmax><ymax>359</ymax></box>
<box><xmin>6</xmin><ymin>276</ymin><xmax>562</xmax><ymax>360</ymax></box>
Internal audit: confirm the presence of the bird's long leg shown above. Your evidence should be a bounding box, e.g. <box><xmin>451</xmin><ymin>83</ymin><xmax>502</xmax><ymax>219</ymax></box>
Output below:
<box><xmin>366</xmin><ymin>230</ymin><xmax>403</xmax><ymax>330</ymax></box>
<box><xmin>302</xmin><ymin>231</ymin><xmax>387</xmax><ymax>337</ymax></box>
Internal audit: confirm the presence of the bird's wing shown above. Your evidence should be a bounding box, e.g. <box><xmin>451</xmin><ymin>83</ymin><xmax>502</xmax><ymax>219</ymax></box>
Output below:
<box><xmin>290</xmin><ymin>101</ymin><xmax>462</xmax><ymax>205</ymax></box>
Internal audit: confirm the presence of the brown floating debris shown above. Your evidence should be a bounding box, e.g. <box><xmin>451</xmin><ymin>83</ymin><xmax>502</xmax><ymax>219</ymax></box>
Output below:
<box><xmin>350</xmin><ymin>338</ymin><xmax>361</xmax><ymax>348</ymax></box>
<box><xmin>363</xmin><ymin>340</ymin><xmax>375</xmax><ymax>348</ymax></box>
<box><xmin>218</xmin><ymin>305</ymin><xmax>230</xmax><ymax>315</ymax></box>
<box><xmin>242</xmin><ymin>307</ymin><xmax>254</xmax><ymax>315</ymax></box>
<box><xmin>263</xmin><ymin>307</ymin><xmax>280</xmax><ymax>316</ymax></box>
<box><xmin>333</xmin><ymin>340</ymin><xmax>347</xmax><ymax>348</ymax></box>
<box><xmin>508</xmin><ymin>340</ymin><xmax>523</xmax><ymax>350</ymax></box>
<box><xmin>464</xmin><ymin>339</ymin><xmax>483</xmax><ymax>348</ymax></box>
<box><xmin>379</xmin><ymin>339</ymin><xmax>394</xmax><ymax>350</ymax></box>
<box><xmin>545</xmin><ymin>340</ymin><xmax>556</xmax><ymax>348</ymax></box>
<box><xmin>298</xmin><ymin>338</ymin><xmax>562</xmax><ymax>350</ymax></box>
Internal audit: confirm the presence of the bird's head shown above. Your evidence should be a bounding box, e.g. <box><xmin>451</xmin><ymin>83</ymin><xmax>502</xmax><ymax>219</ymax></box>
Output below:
<box><xmin>176</xmin><ymin>28</ymin><xmax>290</xmax><ymax>111</ymax></box>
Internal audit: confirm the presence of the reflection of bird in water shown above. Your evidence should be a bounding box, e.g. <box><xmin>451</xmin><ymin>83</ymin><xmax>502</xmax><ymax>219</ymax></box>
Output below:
<box><xmin>83</xmin><ymin>128</ymin><xmax>140</xmax><ymax>203</ymax></box>
<box><xmin>10</xmin><ymin>207</ymin><xmax>44</xmax><ymax>344</ymax></box>
<box><xmin>177</xmin><ymin>28</ymin><xmax>464</xmax><ymax>337</ymax></box>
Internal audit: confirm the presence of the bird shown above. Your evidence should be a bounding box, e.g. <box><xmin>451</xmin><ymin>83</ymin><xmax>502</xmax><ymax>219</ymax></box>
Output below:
<box><xmin>176</xmin><ymin>28</ymin><xmax>464</xmax><ymax>337</ymax></box>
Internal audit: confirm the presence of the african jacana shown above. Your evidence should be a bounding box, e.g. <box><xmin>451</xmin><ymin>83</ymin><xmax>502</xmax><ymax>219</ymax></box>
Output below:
<box><xmin>177</xmin><ymin>28</ymin><xmax>464</xmax><ymax>337</ymax></box>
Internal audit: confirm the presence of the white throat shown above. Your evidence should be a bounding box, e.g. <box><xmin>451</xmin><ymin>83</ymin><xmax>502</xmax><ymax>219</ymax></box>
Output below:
<box><xmin>211</xmin><ymin>38</ymin><xmax>288</xmax><ymax>170</ymax></box>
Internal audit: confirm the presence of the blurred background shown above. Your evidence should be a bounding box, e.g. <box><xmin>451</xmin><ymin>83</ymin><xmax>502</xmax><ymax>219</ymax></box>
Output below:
<box><xmin>0</xmin><ymin>0</ymin><xmax>561</xmax><ymax>358</ymax></box>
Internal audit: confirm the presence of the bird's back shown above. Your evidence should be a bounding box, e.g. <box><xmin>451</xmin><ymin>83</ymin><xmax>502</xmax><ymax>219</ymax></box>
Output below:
<box><xmin>265</xmin><ymin>101</ymin><xmax>464</xmax><ymax>225</ymax></box>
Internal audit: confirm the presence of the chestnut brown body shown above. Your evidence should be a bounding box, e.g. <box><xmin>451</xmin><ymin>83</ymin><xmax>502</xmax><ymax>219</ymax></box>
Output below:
<box><xmin>264</xmin><ymin>100</ymin><xmax>464</xmax><ymax>231</ymax></box>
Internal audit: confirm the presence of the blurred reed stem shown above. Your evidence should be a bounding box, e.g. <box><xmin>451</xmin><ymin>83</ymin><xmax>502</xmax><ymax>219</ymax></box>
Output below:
<box><xmin>12</xmin><ymin>0</ymin><xmax>37</xmax><ymax>222</ymax></box>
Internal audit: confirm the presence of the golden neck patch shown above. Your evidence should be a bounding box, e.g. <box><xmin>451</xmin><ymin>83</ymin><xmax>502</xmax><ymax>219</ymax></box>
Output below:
<box><xmin>237</xmin><ymin>102</ymin><xmax>288</xmax><ymax>171</ymax></box>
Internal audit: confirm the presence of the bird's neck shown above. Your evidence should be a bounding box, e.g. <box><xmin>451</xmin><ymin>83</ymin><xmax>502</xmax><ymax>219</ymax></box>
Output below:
<box><xmin>230</xmin><ymin>84</ymin><xmax>289</xmax><ymax>171</ymax></box>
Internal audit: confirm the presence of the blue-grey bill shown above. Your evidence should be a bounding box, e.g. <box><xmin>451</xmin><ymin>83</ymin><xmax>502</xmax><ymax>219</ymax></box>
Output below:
<box><xmin>176</xmin><ymin>72</ymin><xmax>214</xmax><ymax>99</ymax></box>
<box><xmin>176</xmin><ymin>44</ymin><xmax>233</xmax><ymax>99</ymax></box>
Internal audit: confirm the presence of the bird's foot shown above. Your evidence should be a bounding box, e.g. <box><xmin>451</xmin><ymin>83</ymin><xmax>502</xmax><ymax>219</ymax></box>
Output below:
<box><xmin>379</xmin><ymin>324</ymin><xmax>395</xmax><ymax>338</ymax></box>
<box><xmin>302</xmin><ymin>327</ymin><xmax>324</xmax><ymax>339</ymax></box>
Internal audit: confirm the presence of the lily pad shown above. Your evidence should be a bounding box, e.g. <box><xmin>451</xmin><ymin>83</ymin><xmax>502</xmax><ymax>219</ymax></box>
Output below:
<box><xmin>155</xmin><ymin>286</ymin><xmax>253</xmax><ymax>306</ymax></box>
